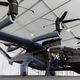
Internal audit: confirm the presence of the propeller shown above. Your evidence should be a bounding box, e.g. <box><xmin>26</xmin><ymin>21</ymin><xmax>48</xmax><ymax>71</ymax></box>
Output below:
<box><xmin>0</xmin><ymin>0</ymin><xmax>18</xmax><ymax>7</ymax></box>
<box><xmin>0</xmin><ymin>0</ymin><xmax>34</xmax><ymax>20</ymax></box>
<box><xmin>43</xmin><ymin>11</ymin><xmax>68</xmax><ymax>34</ymax></box>
<box><xmin>43</xmin><ymin>11</ymin><xmax>80</xmax><ymax>34</ymax></box>
<box><xmin>0</xmin><ymin>2</ymin><xmax>9</xmax><ymax>6</ymax></box>
<box><xmin>55</xmin><ymin>11</ymin><xmax>68</xmax><ymax>34</ymax></box>
<box><xmin>0</xmin><ymin>0</ymin><xmax>18</xmax><ymax>6</ymax></box>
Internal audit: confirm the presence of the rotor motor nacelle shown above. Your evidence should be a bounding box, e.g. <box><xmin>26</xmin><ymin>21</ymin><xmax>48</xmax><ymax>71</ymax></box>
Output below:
<box><xmin>7</xmin><ymin>1</ymin><xmax>18</xmax><ymax>20</ymax></box>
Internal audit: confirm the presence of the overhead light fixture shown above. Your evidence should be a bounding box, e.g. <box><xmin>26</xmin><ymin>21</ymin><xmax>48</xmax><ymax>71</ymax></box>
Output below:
<box><xmin>30</xmin><ymin>33</ymin><xmax>34</xmax><ymax>37</ymax></box>
<box><xmin>67</xmin><ymin>28</ymin><xmax>71</xmax><ymax>32</ymax></box>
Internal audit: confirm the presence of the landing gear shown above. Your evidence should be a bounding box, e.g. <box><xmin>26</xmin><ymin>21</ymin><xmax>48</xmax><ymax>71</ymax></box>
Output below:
<box><xmin>45</xmin><ymin>60</ymin><xmax>51</xmax><ymax>76</ymax></box>
<box><xmin>20</xmin><ymin>62</ymin><xmax>28</xmax><ymax>76</ymax></box>
<box><xmin>45</xmin><ymin>69</ymin><xmax>55</xmax><ymax>76</ymax></box>
<box><xmin>49</xmin><ymin>71</ymin><xmax>55</xmax><ymax>76</ymax></box>
<box><xmin>20</xmin><ymin>59</ymin><xmax>32</xmax><ymax>76</ymax></box>
<box><xmin>45</xmin><ymin>59</ymin><xmax>55</xmax><ymax>76</ymax></box>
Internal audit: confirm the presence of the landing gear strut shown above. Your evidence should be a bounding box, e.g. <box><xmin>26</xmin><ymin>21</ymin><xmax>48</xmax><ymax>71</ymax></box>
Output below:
<box><xmin>45</xmin><ymin>49</ymin><xmax>55</xmax><ymax>76</ymax></box>
<box><xmin>45</xmin><ymin>59</ymin><xmax>55</xmax><ymax>76</ymax></box>
<box><xmin>20</xmin><ymin>59</ymin><xmax>32</xmax><ymax>76</ymax></box>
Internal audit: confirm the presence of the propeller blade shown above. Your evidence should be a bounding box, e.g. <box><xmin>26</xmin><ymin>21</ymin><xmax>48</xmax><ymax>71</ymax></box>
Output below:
<box><xmin>62</xmin><ymin>19</ymin><xmax>80</xmax><ymax>23</ymax></box>
<box><xmin>75</xmin><ymin>37</ymin><xmax>80</xmax><ymax>40</ymax></box>
<box><xmin>7</xmin><ymin>0</ymin><xmax>17</xmax><ymax>3</ymax></box>
<box><xmin>77</xmin><ymin>42</ymin><xmax>80</xmax><ymax>44</ymax></box>
<box><xmin>0</xmin><ymin>2</ymin><xmax>9</xmax><ymax>6</ymax></box>
<box><xmin>59</xmin><ymin>11</ymin><xmax>68</xmax><ymax>22</ymax></box>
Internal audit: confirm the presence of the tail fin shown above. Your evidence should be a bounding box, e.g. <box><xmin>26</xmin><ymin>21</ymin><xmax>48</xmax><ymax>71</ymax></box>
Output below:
<box><xmin>0</xmin><ymin>47</ymin><xmax>11</xmax><ymax>59</ymax></box>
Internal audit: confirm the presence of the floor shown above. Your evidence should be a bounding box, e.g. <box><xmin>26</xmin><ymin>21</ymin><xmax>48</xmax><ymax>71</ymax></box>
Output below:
<box><xmin>0</xmin><ymin>76</ymin><xmax>80</xmax><ymax>80</ymax></box>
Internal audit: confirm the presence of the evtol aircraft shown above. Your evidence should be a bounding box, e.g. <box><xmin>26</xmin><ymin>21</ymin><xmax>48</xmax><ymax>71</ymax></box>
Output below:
<box><xmin>0</xmin><ymin>0</ymin><xmax>80</xmax><ymax>76</ymax></box>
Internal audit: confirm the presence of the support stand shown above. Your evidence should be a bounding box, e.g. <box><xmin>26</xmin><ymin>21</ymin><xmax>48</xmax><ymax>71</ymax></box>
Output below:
<box><xmin>45</xmin><ymin>51</ymin><xmax>55</xmax><ymax>76</ymax></box>
<box><xmin>20</xmin><ymin>59</ymin><xmax>32</xmax><ymax>76</ymax></box>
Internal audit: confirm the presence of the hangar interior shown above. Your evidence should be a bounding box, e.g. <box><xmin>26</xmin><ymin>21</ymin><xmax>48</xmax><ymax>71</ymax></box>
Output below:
<box><xmin>0</xmin><ymin>0</ymin><xmax>80</xmax><ymax>76</ymax></box>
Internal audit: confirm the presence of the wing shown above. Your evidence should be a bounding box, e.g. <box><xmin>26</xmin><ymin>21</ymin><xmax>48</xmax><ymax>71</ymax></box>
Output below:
<box><xmin>32</xmin><ymin>31</ymin><xmax>59</xmax><ymax>42</ymax></box>
<box><xmin>0</xmin><ymin>31</ymin><xmax>44</xmax><ymax>51</ymax></box>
